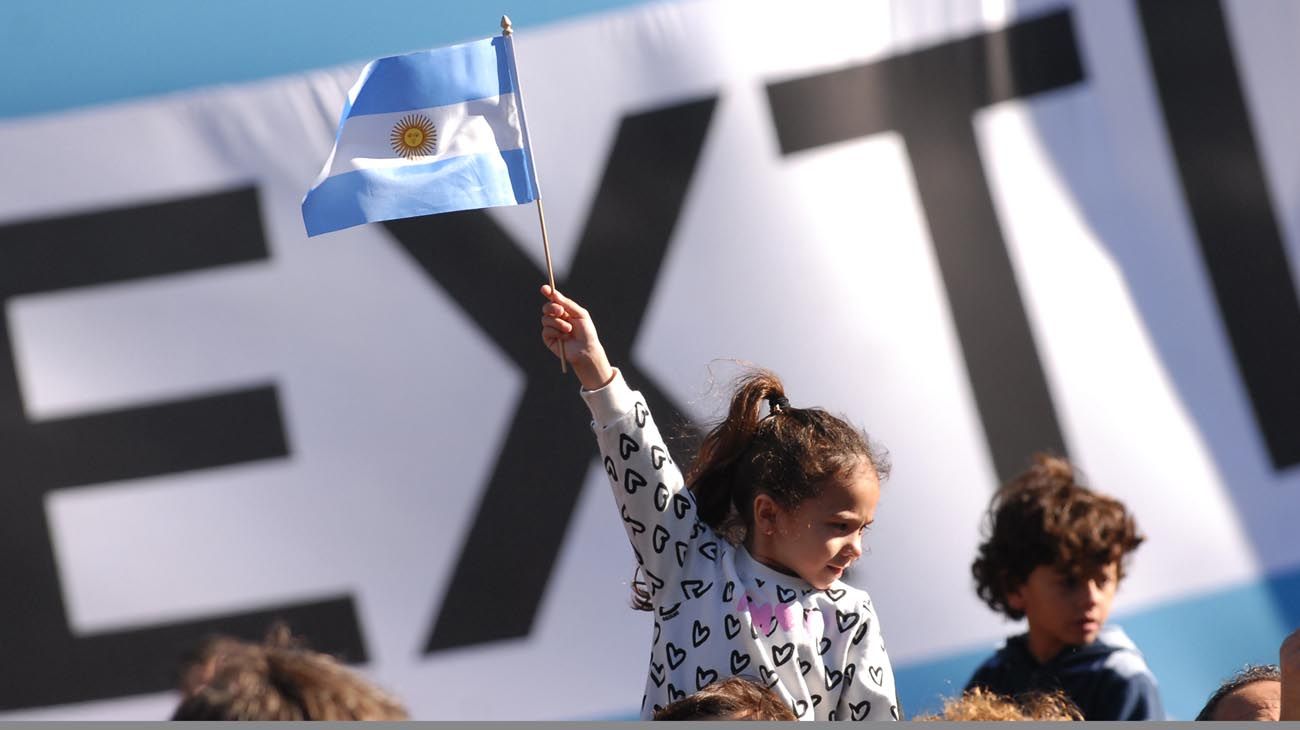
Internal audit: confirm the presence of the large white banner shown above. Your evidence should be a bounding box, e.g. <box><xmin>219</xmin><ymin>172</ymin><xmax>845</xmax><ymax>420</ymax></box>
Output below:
<box><xmin>2</xmin><ymin>0</ymin><xmax>1298</xmax><ymax>719</ymax></box>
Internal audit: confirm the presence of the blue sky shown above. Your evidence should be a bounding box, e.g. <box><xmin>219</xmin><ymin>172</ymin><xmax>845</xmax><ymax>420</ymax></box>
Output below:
<box><xmin>0</xmin><ymin>0</ymin><xmax>647</xmax><ymax>119</ymax></box>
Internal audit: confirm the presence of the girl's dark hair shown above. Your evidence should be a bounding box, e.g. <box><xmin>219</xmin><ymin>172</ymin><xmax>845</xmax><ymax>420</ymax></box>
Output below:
<box><xmin>633</xmin><ymin>370</ymin><xmax>888</xmax><ymax>610</ymax></box>
<box><xmin>971</xmin><ymin>454</ymin><xmax>1144</xmax><ymax>620</ymax></box>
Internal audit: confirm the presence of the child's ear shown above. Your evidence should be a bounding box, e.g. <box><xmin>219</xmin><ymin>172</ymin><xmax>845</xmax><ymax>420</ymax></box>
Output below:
<box><xmin>1006</xmin><ymin>586</ymin><xmax>1026</xmax><ymax>613</ymax></box>
<box><xmin>752</xmin><ymin>494</ymin><xmax>781</xmax><ymax>537</ymax></box>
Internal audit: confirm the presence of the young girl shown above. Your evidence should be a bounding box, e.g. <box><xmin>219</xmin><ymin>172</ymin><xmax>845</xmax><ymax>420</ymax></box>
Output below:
<box><xmin>540</xmin><ymin>286</ymin><xmax>898</xmax><ymax>721</ymax></box>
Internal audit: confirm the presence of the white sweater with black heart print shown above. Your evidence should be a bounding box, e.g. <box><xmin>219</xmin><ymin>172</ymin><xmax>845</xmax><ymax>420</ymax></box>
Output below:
<box><xmin>581</xmin><ymin>371</ymin><xmax>898</xmax><ymax>721</ymax></box>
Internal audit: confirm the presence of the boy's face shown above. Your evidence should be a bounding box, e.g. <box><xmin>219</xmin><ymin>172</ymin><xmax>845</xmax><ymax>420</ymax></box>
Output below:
<box><xmin>1008</xmin><ymin>561</ymin><xmax>1119</xmax><ymax>663</ymax></box>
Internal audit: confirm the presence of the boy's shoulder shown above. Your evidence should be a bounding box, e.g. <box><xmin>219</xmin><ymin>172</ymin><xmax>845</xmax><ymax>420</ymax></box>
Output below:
<box><xmin>967</xmin><ymin>626</ymin><xmax>1163</xmax><ymax>720</ymax></box>
<box><xmin>966</xmin><ymin>633</ymin><xmax>1035</xmax><ymax>691</ymax></box>
<box><xmin>1060</xmin><ymin>625</ymin><xmax>1155</xmax><ymax>678</ymax></box>
<box><xmin>966</xmin><ymin>626</ymin><xmax>1156</xmax><ymax>686</ymax></box>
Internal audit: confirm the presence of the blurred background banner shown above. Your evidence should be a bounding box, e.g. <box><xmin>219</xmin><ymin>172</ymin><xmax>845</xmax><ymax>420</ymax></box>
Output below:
<box><xmin>1</xmin><ymin>0</ymin><xmax>1298</xmax><ymax>720</ymax></box>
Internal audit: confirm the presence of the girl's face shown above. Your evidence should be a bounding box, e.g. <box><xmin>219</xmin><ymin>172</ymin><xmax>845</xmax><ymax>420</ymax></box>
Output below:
<box><xmin>753</xmin><ymin>460</ymin><xmax>881</xmax><ymax>590</ymax></box>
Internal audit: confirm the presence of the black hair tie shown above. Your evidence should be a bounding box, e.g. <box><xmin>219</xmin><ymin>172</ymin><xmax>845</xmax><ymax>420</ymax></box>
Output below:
<box><xmin>767</xmin><ymin>394</ymin><xmax>791</xmax><ymax>414</ymax></box>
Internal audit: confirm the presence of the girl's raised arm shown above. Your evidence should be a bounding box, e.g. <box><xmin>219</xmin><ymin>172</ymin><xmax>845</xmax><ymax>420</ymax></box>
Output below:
<box><xmin>541</xmin><ymin>285</ymin><xmax>709</xmax><ymax>609</ymax></box>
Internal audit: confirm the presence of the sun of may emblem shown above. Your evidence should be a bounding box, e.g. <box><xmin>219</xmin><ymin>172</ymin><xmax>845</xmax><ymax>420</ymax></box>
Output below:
<box><xmin>390</xmin><ymin>114</ymin><xmax>437</xmax><ymax>159</ymax></box>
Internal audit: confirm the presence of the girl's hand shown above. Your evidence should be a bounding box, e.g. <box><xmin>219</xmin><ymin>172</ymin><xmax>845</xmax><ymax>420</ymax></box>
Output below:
<box><xmin>540</xmin><ymin>285</ymin><xmax>615</xmax><ymax>390</ymax></box>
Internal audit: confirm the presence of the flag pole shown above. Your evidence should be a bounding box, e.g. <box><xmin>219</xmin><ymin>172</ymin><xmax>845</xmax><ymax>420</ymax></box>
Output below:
<box><xmin>502</xmin><ymin>15</ymin><xmax>566</xmax><ymax>374</ymax></box>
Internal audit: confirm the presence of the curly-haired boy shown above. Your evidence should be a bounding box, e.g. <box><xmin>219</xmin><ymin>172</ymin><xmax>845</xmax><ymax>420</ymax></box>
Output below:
<box><xmin>965</xmin><ymin>454</ymin><xmax>1163</xmax><ymax>720</ymax></box>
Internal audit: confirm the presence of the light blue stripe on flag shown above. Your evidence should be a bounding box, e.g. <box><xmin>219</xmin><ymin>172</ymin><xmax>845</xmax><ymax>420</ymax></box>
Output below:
<box><xmin>349</xmin><ymin>37</ymin><xmax>515</xmax><ymax>117</ymax></box>
<box><xmin>302</xmin><ymin>34</ymin><xmax>539</xmax><ymax>237</ymax></box>
<box><xmin>303</xmin><ymin>149</ymin><xmax>534</xmax><ymax>237</ymax></box>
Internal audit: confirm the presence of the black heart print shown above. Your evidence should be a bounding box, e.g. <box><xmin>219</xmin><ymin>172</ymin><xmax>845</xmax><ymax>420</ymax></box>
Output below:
<box><xmin>644</xmin><ymin>568</ymin><xmax>664</xmax><ymax>593</ymax></box>
<box><xmin>825</xmin><ymin>667</ymin><xmax>842</xmax><ymax>691</ymax></box>
<box><xmin>696</xmin><ymin>666</ymin><xmax>718</xmax><ymax>690</ymax></box>
<box><xmin>621</xmin><ymin>504</ymin><xmax>645</xmax><ymax>534</ymax></box>
<box><xmin>666</xmin><ymin>642</ymin><xmax>687</xmax><ymax>670</ymax></box>
<box><xmin>799</xmin><ymin>659</ymin><xmax>812</xmax><ymax>676</ymax></box>
<box><xmin>812</xmin><ymin>694</ymin><xmax>823</xmax><ymax>707</ymax></box>
<box><xmin>682</xmin><ymin>579</ymin><xmax>713</xmax><ymax>600</ymax></box>
<box><xmin>759</xmin><ymin>666</ymin><xmax>778</xmax><ymax>688</ymax></box>
<box><xmin>818</xmin><ymin>637</ymin><xmax>832</xmax><ymax>656</ymax></box>
<box><xmin>634</xmin><ymin>401</ymin><xmax>648</xmax><ymax>427</ymax></box>
<box><xmin>766</xmin><ymin>616</ymin><xmax>780</xmax><ymax>637</ymax></box>
<box><xmin>730</xmin><ymin>650</ymin><xmax>751</xmax><ymax>674</ymax></box>
<box><xmin>653</xmin><ymin>621</ymin><xmax>661</xmax><ymax>645</ymax></box>
<box><xmin>699</xmin><ymin>542</ymin><xmax>719</xmax><ymax>561</ymax></box>
<box><xmin>777</xmin><ymin>585</ymin><xmax>797</xmax><ymax>603</ymax></box>
<box><xmin>619</xmin><ymin>433</ymin><xmax>640</xmax><ymax>460</ymax></box>
<box><xmin>690</xmin><ymin>521</ymin><xmax>706</xmax><ymax>539</ymax></box>
<box><xmin>674</xmin><ymin>541</ymin><xmax>689</xmax><ymax>568</ymax></box>
<box><xmin>851</xmin><ymin>701</ymin><xmax>871</xmax><ymax>721</ymax></box>
<box><xmin>651</xmin><ymin>443</ymin><xmax>668</xmax><ymax>469</ymax></box>
<box><xmin>835</xmin><ymin>609</ymin><xmax>860</xmax><ymax>633</ymax></box>
<box><xmin>668</xmin><ymin>683</ymin><xmax>685</xmax><ymax>701</ymax></box>
<box><xmin>724</xmin><ymin>614</ymin><xmax>742</xmax><ymax>639</ymax></box>
<box><xmin>826</xmin><ymin>587</ymin><xmax>846</xmax><ymax>601</ymax></box>
<box><xmin>604</xmin><ymin>456</ymin><xmax>617</xmax><ymax>483</ymax></box>
<box><xmin>828</xmin><ymin>710</ymin><xmax>838</xmax><ymax>721</ymax></box>
<box><xmin>772</xmin><ymin>642</ymin><xmax>795</xmax><ymax>666</ymax></box>
<box><xmin>652</xmin><ymin>525</ymin><xmax>669</xmax><ymax>553</ymax></box>
<box><xmin>654</xmin><ymin>483</ymin><xmax>670</xmax><ymax>511</ymax></box>
<box><xmin>755</xmin><ymin>578</ymin><xmax>765</xmax><ymax>587</ymax></box>
<box><xmin>691</xmin><ymin>619</ymin><xmax>711</xmax><ymax>647</ymax></box>
<box><xmin>845</xmin><ymin>663</ymin><xmax>856</xmax><ymax>683</ymax></box>
<box><xmin>623</xmin><ymin>467</ymin><xmax>646</xmax><ymax>494</ymax></box>
<box><xmin>722</xmin><ymin>582</ymin><xmax>735</xmax><ymax>602</ymax></box>
<box><xmin>853</xmin><ymin>621</ymin><xmax>869</xmax><ymax>646</ymax></box>
<box><xmin>869</xmin><ymin>665</ymin><xmax>885</xmax><ymax>686</ymax></box>
<box><xmin>890</xmin><ymin>705</ymin><xmax>899</xmax><ymax>720</ymax></box>
<box><xmin>672</xmin><ymin>494</ymin><xmax>691</xmax><ymax>519</ymax></box>
<box><xmin>658</xmin><ymin>602</ymin><xmax>681</xmax><ymax>621</ymax></box>
<box><xmin>792</xmin><ymin>699</ymin><xmax>809</xmax><ymax>718</ymax></box>
<box><xmin>649</xmin><ymin>659</ymin><xmax>665</xmax><ymax>687</ymax></box>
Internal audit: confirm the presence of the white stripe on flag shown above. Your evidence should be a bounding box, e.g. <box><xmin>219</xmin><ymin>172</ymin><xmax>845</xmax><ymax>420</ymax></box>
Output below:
<box><xmin>325</xmin><ymin>94</ymin><xmax>525</xmax><ymax>178</ymax></box>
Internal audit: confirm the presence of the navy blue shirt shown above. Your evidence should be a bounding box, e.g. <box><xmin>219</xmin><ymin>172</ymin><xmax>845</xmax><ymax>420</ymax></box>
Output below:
<box><xmin>965</xmin><ymin>625</ymin><xmax>1164</xmax><ymax>720</ymax></box>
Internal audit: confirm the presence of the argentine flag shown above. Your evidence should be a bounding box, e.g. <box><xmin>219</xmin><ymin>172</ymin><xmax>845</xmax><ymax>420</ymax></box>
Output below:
<box><xmin>302</xmin><ymin>36</ymin><xmax>539</xmax><ymax>237</ymax></box>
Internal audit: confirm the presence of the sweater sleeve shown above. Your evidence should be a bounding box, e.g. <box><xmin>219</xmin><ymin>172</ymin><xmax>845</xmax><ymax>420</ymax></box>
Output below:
<box><xmin>581</xmin><ymin>371</ymin><xmax>708</xmax><ymax>607</ymax></box>
<box><xmin>835</xmin><ymin>598</ymin><xmax>899</xmax><ymax>721</ymax></box>
<box><xmin>1098</xmin><ymin>666</ymin><xmax>1164</xmax><ymax>720</ymax></box>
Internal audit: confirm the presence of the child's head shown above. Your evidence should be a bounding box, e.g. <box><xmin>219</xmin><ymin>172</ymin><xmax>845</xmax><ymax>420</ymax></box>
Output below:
<box><xmin>972</xmin><ymin>455</ymin><xmax>1143</xmax><ymax>652</ymax></box>
<box><xmin>172</xmin><ymin>624</ymin><xmax>408</xmax><ymax>721</ymax></box>
<box><xmin>687</xmin><ymin>370</ymin><xmax>889</xmax><ymax>589</ymax></box>
<box><xmin>651</xmin><ymin>676</ymin><xmax>798</xmax><ymax>720</ymax></box>
<box><xmin>1195</xmin><ymin>664</ymin><xmax>1281</xmax><ymax>721</ymax></box>
<box><xmin>914</xmin><ymin>687</ymin><xmax>1083</xmax><ymax>721</ymax></box>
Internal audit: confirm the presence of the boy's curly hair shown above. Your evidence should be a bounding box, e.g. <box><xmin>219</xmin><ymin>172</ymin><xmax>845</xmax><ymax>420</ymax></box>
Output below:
<box><xmin>972</xmin><ymin>454</ymin><xmax>1144</xmax><ymax>619</ymax></box>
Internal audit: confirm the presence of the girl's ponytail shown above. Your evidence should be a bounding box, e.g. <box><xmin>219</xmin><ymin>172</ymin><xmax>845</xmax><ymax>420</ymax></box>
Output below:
<box><xmin>687</xmin><ymin>371</ymin><xmax>787</xmax><ymax>540</ymax></box>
